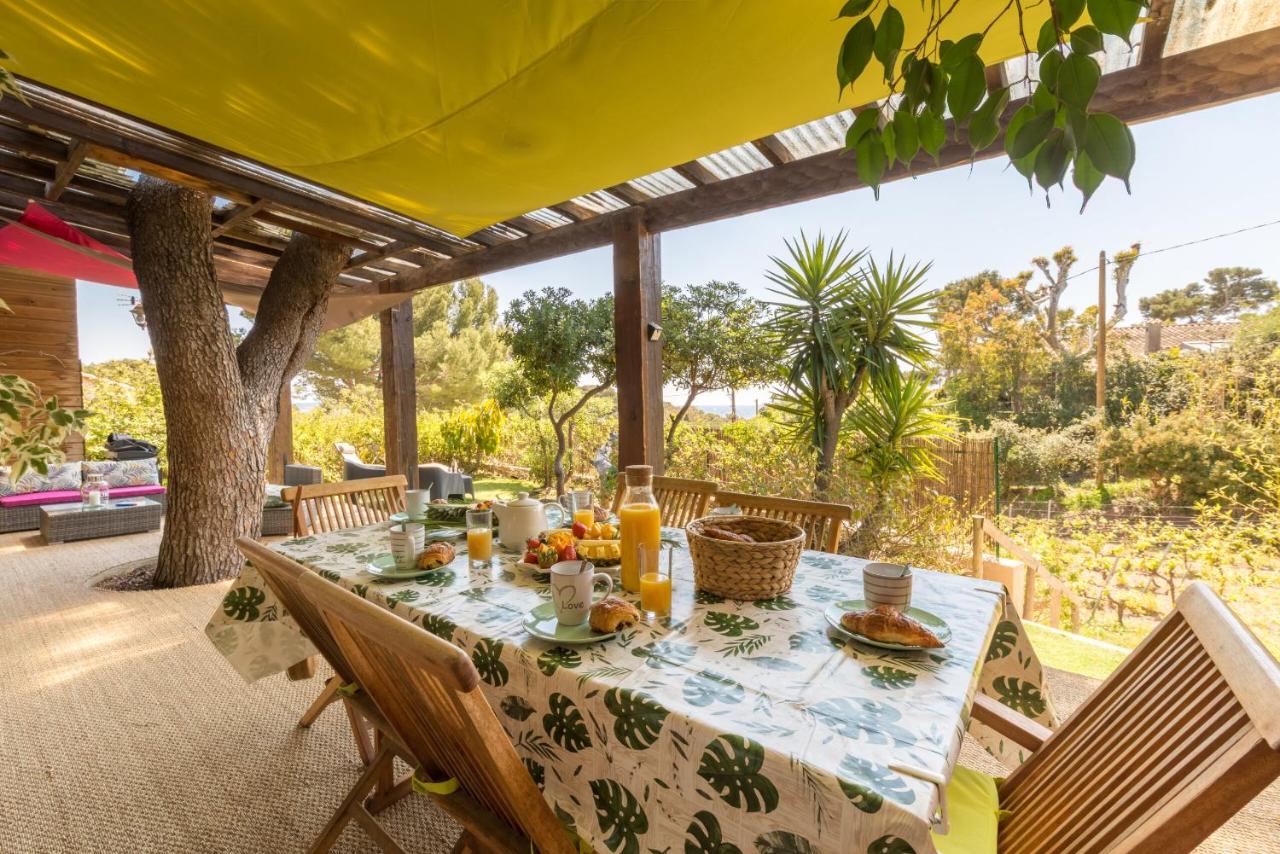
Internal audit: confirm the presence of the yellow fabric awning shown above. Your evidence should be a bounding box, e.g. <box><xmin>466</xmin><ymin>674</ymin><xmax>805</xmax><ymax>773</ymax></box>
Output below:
<box><xmin>2</xmin><ymin>1</ymin><xmax>1047</xmax><ymax>237</ymax></box>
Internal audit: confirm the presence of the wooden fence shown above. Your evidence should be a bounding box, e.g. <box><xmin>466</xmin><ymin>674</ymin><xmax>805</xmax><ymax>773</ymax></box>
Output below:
<box><xmin>971</xmin><ymin>514</ymin><xmax>1083</xmax><ymax>631</ymax></box>
<box><xmin>910</xmin><ymin>436</ymin><xmax>996</xmax><ymax>513</ymax></box>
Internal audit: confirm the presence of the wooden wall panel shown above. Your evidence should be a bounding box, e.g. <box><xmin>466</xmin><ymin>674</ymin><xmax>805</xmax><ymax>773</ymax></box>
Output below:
<box><xmin>0</xmin><ymin>266</ymin><xmax>84</xmax><ymax>460</ymax></box>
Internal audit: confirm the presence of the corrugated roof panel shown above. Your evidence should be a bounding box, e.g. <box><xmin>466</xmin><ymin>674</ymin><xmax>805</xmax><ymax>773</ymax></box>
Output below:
<box><xmin>776</xmin><ymin>112</ymin><xmax>853</xmax><ymax>159</ymax></box>
<box><xmin>1165</xmin><ymin>0</ymin><xmax>1280</xmax><ymax>55</ymax></box>
<box><xmin>699</xmin><ymin>142</ymin><xmax>772</xmax><ymax>179</ymax></box>
<box><xmin>485</xmin><ymin>223</ymin><xmax>527</xmax><ymax>241</ymax></box>
<box><xmin>573</xmin><ymin>191</ymin><xmax>628</xmax><ymax>213</ymax></box>
<box><xmin>629</xmin><ymin>168</ymin><xmax>695</xmax><ymax>197</ymax></box>
<box><xmin>524</xmin><ymin>207</ymin><xmax>574</xmax><ymax>227</ymax></box>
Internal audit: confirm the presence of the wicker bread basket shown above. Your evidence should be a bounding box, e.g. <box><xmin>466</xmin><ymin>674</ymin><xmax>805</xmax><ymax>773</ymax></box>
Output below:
<box><xmin>686</xmin><ymin>515</ymin><xmax>805</xmax><ymax>599</ymax></box>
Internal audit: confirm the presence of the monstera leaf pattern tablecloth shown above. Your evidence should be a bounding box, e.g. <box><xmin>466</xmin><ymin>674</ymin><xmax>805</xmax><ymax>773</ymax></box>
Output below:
<box><xmin>205</xmin><ymin>526</ymin><xmax>1055</xmax><ymax>854</ymax></box>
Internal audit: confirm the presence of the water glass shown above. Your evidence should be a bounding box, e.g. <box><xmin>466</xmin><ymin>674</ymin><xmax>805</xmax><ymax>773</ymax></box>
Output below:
<box><xmin>467</xmin><ymin>509</ymin><xmax>493</xmax><ymax>567</ymax></box>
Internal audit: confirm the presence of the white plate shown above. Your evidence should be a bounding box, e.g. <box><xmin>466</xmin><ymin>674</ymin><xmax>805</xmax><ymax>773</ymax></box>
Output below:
<box><xmin>365</xmin><ymin>553</ymin><xmax>451</xmax><ymax>580</ymax></box>
<box><xmin>824</xmin><ymin>599</ymin><xmax>951</xmax><ymax>650</ymax></box>
<box><xmin>522</xmin><ymin>602</ymin><xmax>616</xmax><ymax>644</ymax></box>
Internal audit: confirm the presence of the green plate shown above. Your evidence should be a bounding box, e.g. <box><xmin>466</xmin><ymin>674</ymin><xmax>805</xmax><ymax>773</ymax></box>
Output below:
<box><xmin>522</xmin><ymin>601</ymin><xmax>616</xmax><ymax>645</ymax></box>
<box><xmin>824</xmin><ymin>598</ymin><xmax>951</xmax><ymax>650</ymax></box>
<box><xmin>388</xmin><ymin>511</ymin><xmax>428</xmax><ymax>524</ymax></box>
<box><xmin>365</xmin><ymin>553</ymin><xmax>450</xmax><ymax>580</ymax></box>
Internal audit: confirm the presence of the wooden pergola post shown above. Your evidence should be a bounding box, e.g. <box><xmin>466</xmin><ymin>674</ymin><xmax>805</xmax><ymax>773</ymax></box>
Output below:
<box><xmin>613</xmin><ymin>209</ymin><xmax>664</xmax><ymax>473</ymax></box>
<box><xmin>379</xmin><ymin>291</ymin><xmax>419</xmax><ymax>489</ymax></box>
<box><xmin>266</xmin><ymin>381</ymin><xmax>293</xmax><ymax>483</ymax></box>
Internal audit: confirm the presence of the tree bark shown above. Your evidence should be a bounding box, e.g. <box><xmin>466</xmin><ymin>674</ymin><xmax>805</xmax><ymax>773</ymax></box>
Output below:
<box><xmin>549</xmin><ymin>382</ymin><xmax>611</xmax><ymax>496</ymax></box>
<box><xmin>127</xmin><ymin>176</ymin><xmax>346</xmax><ymax>587</ymax></box>
<box><xmin>665</xmin><ymin>386</ymin><xmax>700</xmax><ymax>456</ymax></box>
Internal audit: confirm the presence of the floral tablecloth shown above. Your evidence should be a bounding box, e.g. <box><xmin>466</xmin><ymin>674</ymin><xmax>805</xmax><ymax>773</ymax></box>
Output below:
<box><xmin>205</xmin><ymin>526</ymin><xmax>1055</xmax><ymax>854</ymax></box>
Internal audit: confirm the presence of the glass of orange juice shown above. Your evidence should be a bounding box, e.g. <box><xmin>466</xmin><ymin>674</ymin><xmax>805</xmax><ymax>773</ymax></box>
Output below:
<box><xmin>570</xmin><ymin>490</ymin><xmax>595</xmax><ymax>528</ymax></box>
<box><xmin>638</xmin><ymin>542</ymin><xmax>672</xmax><ymax>618</ymax></box>
<box><xmin>466</xmin><ymin>509</ymin><xmax>493</xmax><ymax>567</ymax></box>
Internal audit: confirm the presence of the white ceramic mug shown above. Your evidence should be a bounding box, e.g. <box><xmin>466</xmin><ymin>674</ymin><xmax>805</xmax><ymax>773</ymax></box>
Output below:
<box><xmin>863</xmin><ymin>562</ymin><xmax>913</xmax><ymax>611</ymax></box>
<box><xmin>549</xmin><ymin>561</ymin><xmax>614</xmax><ymax>626</ymax></box>
<box><xmin>405</xmin><ymin>488</ymin><xmax>431</xmax><ymax>519</ymax></box>
<box><xmin>389</xmin><ymin>522</ymin><xmax>426</xmax><ymax>570</ymax></box>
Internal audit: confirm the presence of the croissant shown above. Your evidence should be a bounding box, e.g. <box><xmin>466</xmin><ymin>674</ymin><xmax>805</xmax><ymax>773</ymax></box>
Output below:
<box><xmin>589</xmin><ymin>596</ymin><xmax>641</xmax><ymax>633</ymax></box>
<box><xmin>702</xmin><ymin>525</ymin><xmax>755</xmax><ymax>543</ymax></box>
<box><xmin>415</xmin><ymin>541</ymin><xmax>456</xmax><ymax>571</ymax></box>
<box><xmin>841</xmin><ymin>605</ymin><xmax>943</xmax><ymax>648</ymax></box>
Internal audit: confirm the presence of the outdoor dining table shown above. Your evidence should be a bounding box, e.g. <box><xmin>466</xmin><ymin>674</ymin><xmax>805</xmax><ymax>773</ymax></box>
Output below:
<box><xmin>205</xmin><ymin>524</ymin><xmax>1056</xmax><ymax>854</ymax></box>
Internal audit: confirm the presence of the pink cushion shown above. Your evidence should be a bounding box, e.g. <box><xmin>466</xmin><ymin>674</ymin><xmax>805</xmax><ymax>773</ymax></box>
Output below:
<box><xmin>110</xmin><ymin>484</ymin><xmax>167</xmax><ymax>499</ymax></box>
<box><xmin>0</xmin><ymin>484</ymin><xmax>166</xmax><ymax>508</ymax></box>
<box><xmin>0</xmin><ymin>489</ymin><xmax>83</xmax><ymax>508</ymax></box>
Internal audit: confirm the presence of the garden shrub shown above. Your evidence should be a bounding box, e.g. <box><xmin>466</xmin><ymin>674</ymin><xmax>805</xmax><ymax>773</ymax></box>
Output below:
<box><xmin>1099</xmin><ymin>410</ymin><xmax>1256</xmax><ymax>506</ymax></box>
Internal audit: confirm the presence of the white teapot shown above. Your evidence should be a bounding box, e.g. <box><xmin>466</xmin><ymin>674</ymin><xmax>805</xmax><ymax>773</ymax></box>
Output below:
<box><xmin>491</xmin><ymin>493</ymin><xmax>566</xmax><ymax>551</ymax></box>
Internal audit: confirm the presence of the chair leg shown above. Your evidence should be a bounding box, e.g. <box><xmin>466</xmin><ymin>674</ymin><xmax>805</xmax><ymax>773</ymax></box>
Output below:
<box><xmin>341</xmin><ymin>697</ymin><xmax>376</xmax><ymax>765</ymax></box>
<box><xmin>308</xmin><ymin>747</ymin><xmax>403</xmax><ymax>854</ymax></box>
<box><xmin>299</xmin><ymin>675</ymin><xmax>342</xmax><ymax>729</ymax></box>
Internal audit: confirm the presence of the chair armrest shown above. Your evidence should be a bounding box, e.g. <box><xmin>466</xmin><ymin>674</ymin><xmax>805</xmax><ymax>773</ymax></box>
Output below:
<box><xmin>972</xmin><ymin>693</ymin><xmax>1052</xmax><ymax>753</ymax></box>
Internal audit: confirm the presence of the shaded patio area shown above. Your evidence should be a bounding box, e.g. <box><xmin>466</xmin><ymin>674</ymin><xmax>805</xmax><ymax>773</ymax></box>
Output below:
<box><xmin>2</xmin><ymin>526</ymin><xmax>1275</xmax><ymax>853</ymax></box>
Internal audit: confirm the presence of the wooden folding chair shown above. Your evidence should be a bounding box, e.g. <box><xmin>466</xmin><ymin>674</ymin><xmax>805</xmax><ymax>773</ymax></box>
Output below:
<box><xmin>969</xmin><ymin>581</ymin><xmax>1280</xmax><ymax>853</ymax></box>
<box><xmin>282</xmin><ymin>474</ymin><xmax>407</xmax><ymax>537</ymax></box>
<box><xmin>612</xmin><ymin>475</ymin><xmax>718</xmax><ymax>527</ymax></box>
<box><xmin>713</xmin><ymin>490</ymin><xmax>851</xmax><ymax>553</ymax></box>
<box><xmin>290</xmin><ymin>553</ymin><xmax>577</xmax><ymax>853</ymax></box>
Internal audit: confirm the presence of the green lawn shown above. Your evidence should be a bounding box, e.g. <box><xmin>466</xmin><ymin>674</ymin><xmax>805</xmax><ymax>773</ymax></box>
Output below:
<box><xmin>1024</xmin><ymin>621</ymin><xmax>1129</xmax><ymax>681</ymax></box>
<box><xmin>472</xmin><ymin>478</ymin><xmax>540</xmax><ymax>501</ymax></box>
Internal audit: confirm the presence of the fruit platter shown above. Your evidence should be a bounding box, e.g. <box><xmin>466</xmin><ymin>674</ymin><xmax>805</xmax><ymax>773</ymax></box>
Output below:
<box><xmin>520</xmin><ymin>519</ymin><xmax>622</xmax><ymax>569</ymax></box>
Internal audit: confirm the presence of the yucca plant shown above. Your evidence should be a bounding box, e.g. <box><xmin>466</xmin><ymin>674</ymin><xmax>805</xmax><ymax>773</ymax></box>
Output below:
<box><xmin>766</xmin><ymin>231</ymin><xmax>935</xmax><ymax>497</ymax></box>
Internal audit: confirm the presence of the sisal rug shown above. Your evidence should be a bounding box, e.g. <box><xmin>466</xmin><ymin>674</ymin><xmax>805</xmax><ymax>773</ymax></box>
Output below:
<box><xmin>0</xmin><ymin>529</ymin><xmax>1274</xmax><ymax>852</ymax></box>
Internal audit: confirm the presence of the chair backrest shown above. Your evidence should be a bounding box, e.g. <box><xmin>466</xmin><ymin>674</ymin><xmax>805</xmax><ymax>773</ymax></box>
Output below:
<box><xmin>282</xmin><ymin>475</ymin><xmax>406</xmax><ymax>536</ymax></box>
<box><xmin>612</xmin><ymin>475</ymin><xmax>718</xmax><ymax>527</ymax></box>
<box><xmin>998</xmin><ymin>581</ymin><xmax>1280</xmax><ymax>854</ymax></box>
<box><xmin>234</xmin><ymin>538</ymin><xmax>358</xmax><ymax>686</ymax></box>
<box><xmin>713</xmin><ymin>490</ymin><xmax>850</xmax><ymax>553</ymax></box>
<box><xmin>289</xmin><ymin>555</ymin><xmax>574</xmax><ymax>853</ymax></box>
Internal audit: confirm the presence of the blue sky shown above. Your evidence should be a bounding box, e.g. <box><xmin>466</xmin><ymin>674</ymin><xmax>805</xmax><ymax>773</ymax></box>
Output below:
<box><xmin>79</xmin><ymin>92</ymin><xmax>1280</xmax><ymax>405</ymax></box>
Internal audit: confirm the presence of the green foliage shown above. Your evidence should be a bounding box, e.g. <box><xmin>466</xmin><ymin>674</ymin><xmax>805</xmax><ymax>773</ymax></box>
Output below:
<box><xmin>987</xmin><ymin>418</ymin><xmax>1097</xmax><ymax>489</ymax></box>
<box><xmin>835</xmin><ymin>0</ymin><xmax>1144</xmax><ymax>207</ymax></box>
<box><xmin>767</xmin><ymin>232</ymin><xmax>935</xmax><ymax>496</ymax></box>
<box><xmin>438</xmin><ymin>398</ymin><xmax>504</xmax><ymax>473</ymax></box>
<box><xmin>301</xmin><ymin>279</ymin><xmax>507</xmax><ymax>409</ymax></box>
<box><xmin>2</xmin><ymin>306</ymin><xmax>91</xmax><ymax>478</ymax></box>
<box><xmin>1099</xmin><ymin>409</ymin><xmax>1257</xmax><ymax>505</ymax></box>
<box><xmin>662</xmin><ymin>280</ymin><xmax>776</xmax><ymax>450</ymax></box>
<box><xmin>502</xmin><ymin>287</ymin><xmax>615</xmax><ymax>495</ymax></box>
<box><xmin>81</xmin><ymin>359</ymin><xmax>166</xmax><ymax>463</ymax></box>
<box><xmin>1140</xmin><ymin>267</ymin><xmax>1278</xmax><ymax>322</ymax></box>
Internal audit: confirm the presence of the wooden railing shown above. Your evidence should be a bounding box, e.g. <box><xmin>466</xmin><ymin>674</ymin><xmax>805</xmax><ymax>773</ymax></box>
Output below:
<box><xmin>972</xmin><ymin>514</ymin><xmax>1083</xmax><ymax>632</ymax></box>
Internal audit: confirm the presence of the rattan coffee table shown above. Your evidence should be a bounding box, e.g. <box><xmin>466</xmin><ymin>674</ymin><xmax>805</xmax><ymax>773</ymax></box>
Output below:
<box><xmin>40</xmin><ymin>498</ymin><xmax>163</xmax><ymax>544</ymax></box>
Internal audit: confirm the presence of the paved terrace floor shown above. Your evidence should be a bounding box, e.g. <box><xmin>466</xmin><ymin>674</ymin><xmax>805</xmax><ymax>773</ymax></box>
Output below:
<box><xmin>0</xmin><ymin>528</ymin><xmax>1275</xmax><ymax>853</ymax></box>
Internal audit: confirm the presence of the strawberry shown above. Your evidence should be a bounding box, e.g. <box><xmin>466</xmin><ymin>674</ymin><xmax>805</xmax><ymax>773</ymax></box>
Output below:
<box><xmin>571</xmin><ymin>521</ymin><xmax>588</xmax><ymax>539</ymax></box>
<box><xmin>559</xmin><ymin>543</ymin><xmax>578</xmax><ymax>562</ymax></box>
<box><xmin>523</xmin><ymin>551</ymin><xmax>539</xmax><ymax>565</ymax></box>
<box><xmin>526</xmin><ymin>538</ymin><xmax>541</xmax><ymax>550</ymax></box>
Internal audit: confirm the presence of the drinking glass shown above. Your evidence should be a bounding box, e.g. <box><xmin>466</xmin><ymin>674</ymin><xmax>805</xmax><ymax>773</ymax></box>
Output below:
<box><xmin>571</xmin><ymin>489</ymin><xmax>595</xmax><ymax>528</ymax></box>
<box><xmin>638</xmin><ymin>542</ymin><xmax>673</xmax><ymax>618</ymax></box>
<box><xmin>466</xmin><ymin>509</ymin><xmax>493</xmax><ymax>567</ymax></box>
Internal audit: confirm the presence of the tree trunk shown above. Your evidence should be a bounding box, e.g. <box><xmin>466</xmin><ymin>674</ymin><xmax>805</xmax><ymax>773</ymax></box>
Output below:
<box><xmin>548</xmin><ymin>382</ymin><xmax>612</xmax><ymax>497</ymax></box>
<box><xmin>127</xmin><ymin>176</ymin><xmax>347</xmax><ymax>587</ymax></box>
<box><xmin>729</xmin><ymin>388</ymin><xmax>737</xmax><ymax>421</ymax></box>
<box><xmin>665</xmin><ymin>387</ymin><xmax>699</xmax><ymax>458</ymax></box>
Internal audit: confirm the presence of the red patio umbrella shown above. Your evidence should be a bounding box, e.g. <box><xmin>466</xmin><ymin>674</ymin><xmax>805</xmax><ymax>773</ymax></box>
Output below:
<box><xmin>0</xmin><ymin>202</ymin><xmax>137</xmax><ymax>288</ymax></box>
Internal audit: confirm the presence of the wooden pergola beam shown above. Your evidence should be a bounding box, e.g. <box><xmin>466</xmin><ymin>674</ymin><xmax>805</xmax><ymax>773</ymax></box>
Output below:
<box><xmin>751</xmin><ymin>135</ymin><xmax>794</xmax><ymax>167</ymax></box>
<box><xmin>211</xmin><ymin>197</ymin><xmax>268</xmax><ymax>238</ymax></box>
<box><xmin>671</xmin><ymin>160</ymin><xmax>720</xmax><ymax>186</ymax></box>
<box><xmin>604</xmin><ymin>182</ymin><xmax>650</xmax><ymax>205</ymax></box>
<box><xmin>44</xmin><ymin>139</ymin><xmax>88</xmax><ymax>201</ymax></box>
<box><xmin>345</xmin><ymin>239</ymin><xmax>418</xmax><ymax>271</ymax></box>
<box><xmin>387</xmin><ymin>25</ymin><xmax>1280</xmax><ymax>294</ymax></box>
<box><xmin>0</xmin><ymin>83</ymin><xmax>468</xmax><ymax>258</ymax></box>
<box><xmin>613</xmin><ymin>209</ymin><xmax>664</xmax><ymax>473</ymax></box>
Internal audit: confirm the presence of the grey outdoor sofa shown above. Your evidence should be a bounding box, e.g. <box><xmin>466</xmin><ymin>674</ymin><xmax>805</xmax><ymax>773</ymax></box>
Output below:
<box><xmin>334</xmin><ymin>442</ymin><xmax>474</xmax><ymax>498</ymax></box>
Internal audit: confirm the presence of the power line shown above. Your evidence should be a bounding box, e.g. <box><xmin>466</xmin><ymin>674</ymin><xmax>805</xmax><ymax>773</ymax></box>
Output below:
<box><xmin>1065</xmin><ymin>217</ymin><xmax>1280</xmax><ymax>282</ymax></box>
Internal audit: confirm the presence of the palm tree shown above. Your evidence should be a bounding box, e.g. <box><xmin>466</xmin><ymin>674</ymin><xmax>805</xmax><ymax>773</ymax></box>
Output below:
<box><xmin>766</xmin><ymin>231</ymin><xmax>935</xmax><ymax>497</ymax></box>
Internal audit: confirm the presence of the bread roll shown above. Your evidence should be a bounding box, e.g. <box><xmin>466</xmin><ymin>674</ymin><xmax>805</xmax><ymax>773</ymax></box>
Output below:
<box><xmin>415</xmin><ymin>541</ymin><xmax>456</xmax><ymax>571</ymax></box>
<box><xmin>589</xmin><ymin>596</ymin><xmax>641</xmax><ymax>633</ymax></box>
<box><xmin>702</xmin><ymin>525</ymin><xmax>755</xmax><ymax>543</ymax></box>
<box><xmin>840</xmin><ymin>605</ymin><xmax>943</xmax><ymax>648</ymax></box>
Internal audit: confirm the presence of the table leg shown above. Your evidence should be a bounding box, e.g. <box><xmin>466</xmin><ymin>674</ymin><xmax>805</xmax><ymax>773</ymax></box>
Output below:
<box><xmin>287</xmin><ymin>655</ymin><xmax>317</xmax><ymax>681</ymax></box>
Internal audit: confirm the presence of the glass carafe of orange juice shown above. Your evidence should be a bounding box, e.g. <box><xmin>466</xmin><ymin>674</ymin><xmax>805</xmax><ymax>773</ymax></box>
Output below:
<box><xmin>618</xmin><ymin>465</ymin><xmax>661</xmax><ymax>592</ymax></box>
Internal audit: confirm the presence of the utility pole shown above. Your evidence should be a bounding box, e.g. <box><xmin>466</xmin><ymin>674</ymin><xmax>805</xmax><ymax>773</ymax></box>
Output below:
<box><xmin>1096</xmin><ymin>250</ymin><xmax>1107</xmax><ymax>490</ymax></box>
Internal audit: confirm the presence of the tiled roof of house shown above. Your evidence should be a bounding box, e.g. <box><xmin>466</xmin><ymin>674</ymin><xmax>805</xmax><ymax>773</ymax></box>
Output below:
<box><xmin>1113</xmin><ymin>321</ymin><xmax>1239</xmax><ymax>357</ymax></box>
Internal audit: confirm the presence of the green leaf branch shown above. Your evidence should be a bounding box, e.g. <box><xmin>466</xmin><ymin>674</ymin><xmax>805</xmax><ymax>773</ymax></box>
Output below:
<box><xmin>835</xmin><ymin>0</ymin><xmax>1146</xmax><ymax>209</ymax></box>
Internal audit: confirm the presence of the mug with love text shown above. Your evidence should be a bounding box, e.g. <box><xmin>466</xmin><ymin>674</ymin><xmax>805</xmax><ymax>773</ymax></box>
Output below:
<box><xmin>550</xmin><ymin>561</ymin><xmax>613</xmax><ymax>626</ymax></box>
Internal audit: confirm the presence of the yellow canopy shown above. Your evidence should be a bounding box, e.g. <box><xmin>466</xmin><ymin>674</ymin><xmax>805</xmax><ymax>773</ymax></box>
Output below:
<box><xmin>2</xmin><ymin>1</ymin><xmax>1045</xmax><ymax>237</ymax></box>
